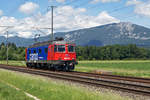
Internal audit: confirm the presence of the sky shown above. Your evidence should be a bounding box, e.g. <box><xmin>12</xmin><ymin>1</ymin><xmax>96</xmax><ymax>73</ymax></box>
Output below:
<box><xmin>0</xmin><ymin>0</ymin><xmax>150</xmax><ymax>38</ymax></box>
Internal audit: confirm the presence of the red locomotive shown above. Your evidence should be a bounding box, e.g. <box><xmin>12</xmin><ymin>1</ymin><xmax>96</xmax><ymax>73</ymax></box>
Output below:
<box><xmin>25</xmin><ymin>38</ymin><xmax>77</xmax><ymax>71</ymax></box>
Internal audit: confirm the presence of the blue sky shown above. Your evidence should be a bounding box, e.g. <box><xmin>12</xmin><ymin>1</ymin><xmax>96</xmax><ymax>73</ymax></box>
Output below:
<box><xmin>0</xmin><ymin>0</ymin><xmax>150</xmax><ymax>38</ymax></box>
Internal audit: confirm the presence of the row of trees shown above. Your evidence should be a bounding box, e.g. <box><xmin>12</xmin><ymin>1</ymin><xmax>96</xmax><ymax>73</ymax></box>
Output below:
<box><xmin>0</xmin><ymin>43</ymin><xmax>25</xmax><ymax>60</ymax></box>
<box><xmin>76</xmin><ymin>44</ymin><xmax>150</xmax><ymax>60</ymax></box>
<box><xmin>0</xmin><ymin>43</ymin><xmax>150</xmax><ymax>60</ymax></box>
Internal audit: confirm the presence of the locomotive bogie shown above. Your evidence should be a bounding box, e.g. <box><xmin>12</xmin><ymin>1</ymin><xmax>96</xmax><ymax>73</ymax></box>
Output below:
<box><xmin>26</xmin><ymin>60</ymin><xmax>76</xmax><ymax>71</ymax></box>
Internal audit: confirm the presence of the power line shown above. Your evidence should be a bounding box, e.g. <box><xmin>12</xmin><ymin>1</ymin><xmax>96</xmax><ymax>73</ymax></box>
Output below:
<box><xmin>73</xmin><ymin>0</ymin><xmax>90</xmax><ymax>9</ymax></box>
<box><xmin>51</xmin><ymin>0</ymin><xmax>91</xmax><ymax>28</ymax></box>
<box><xmin>54</xmin><ymin>0</ymin><xmax>90</xmax><ymax>17</ymax></box>
<box><xmin>109</xmin><ymin>6</ymin><xmax>131</xmax><ymax>14</ymax></box>
<box><xmin>83</xmin><ymin>2</ymin><xmax>132</xmax><ymax>17</ymax></box>
<box><xmin>6</xmin><ymin>31</ymin><xmax>8</xmax><ymax>65</ymax></box>
<box><xmin>62</xmin><ymin>0</ymin><xmax>79</xmax><ymax>6</ymax></box>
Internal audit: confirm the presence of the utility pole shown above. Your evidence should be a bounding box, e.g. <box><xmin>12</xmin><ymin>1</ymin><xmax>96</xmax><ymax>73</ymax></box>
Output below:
<box><xmin>0</xmin><ymin>26</ymin><xmax>14</xmax><ymax>65</ymax></box>
<box><xmin>51</xmin><ymin>6</ymin><xmax>55</xmax><ymax>41</ymax></box>
<box><xmin>6</xmin><ymin>31</ymin><xmax>8</xmax><ymax>65</ymax></box>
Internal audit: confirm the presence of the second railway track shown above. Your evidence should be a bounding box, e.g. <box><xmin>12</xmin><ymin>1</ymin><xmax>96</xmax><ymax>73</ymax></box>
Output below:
<box><xmin>69</xmin><ymin>71</ymin><xmax>150</xmax><ymax>84</ymax></box>
<box><xmin>0</xmin><ymin>64</ymin><xmax>150</xmax><ymax>96</ymax></box>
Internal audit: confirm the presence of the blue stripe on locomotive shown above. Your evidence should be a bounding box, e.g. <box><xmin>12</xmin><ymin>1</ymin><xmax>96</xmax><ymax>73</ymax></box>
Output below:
<box><xmin>27</xmin><ymin>45</ymin><xmax>49</xmax><ymax>61</ymax></box>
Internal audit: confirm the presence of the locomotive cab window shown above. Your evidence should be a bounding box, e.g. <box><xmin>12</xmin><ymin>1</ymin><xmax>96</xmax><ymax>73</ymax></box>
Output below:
<box><xmin>54</xmin><ymin>45</ymin><xmax>57</xmax><ymax>52</ymax></box>
<box><xmin>68</xmin><ymin>45</ymin><xmax>75</xmax><ymax>52</ymax></box>
<box><xmin>45</xmin><ymin>48</ymin><xmax>48</xmax><ymax>53</ymax></box>
<box><xmin>33</xmin><ymin>50</ymin><xmax>36</xmax><ymax>53</ymax></box>
<box><xmin>54</xmin><ymin>45</ymin><xmax>65</xmax><ymax>52</ymax></box>
<box><xmin>58</xmin><ymin>45</ymin><xmax>65</xmax><ymax>52</ymax></box>
<box><xmin>39</xmin><ymin>49</ymin><xmax>42</xmax><ymax>54</ymax></box>
<box><xmin>28</xmin><ymin>50</ymin><xmax>31</xmax><ymax>54</ymax></box>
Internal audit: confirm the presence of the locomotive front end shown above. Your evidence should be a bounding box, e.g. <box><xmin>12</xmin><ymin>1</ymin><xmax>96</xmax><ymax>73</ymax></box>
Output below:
<box><xmin>53</xmin><ymin>41</ymin><xmax>77</xmax><ymax>71</ymax></box>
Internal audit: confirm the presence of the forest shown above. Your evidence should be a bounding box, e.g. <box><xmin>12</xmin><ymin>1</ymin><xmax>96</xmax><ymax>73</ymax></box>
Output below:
<box><xmin>0</xmin><ymin>42</ymin><xmax>150</xmax><ymax>60</ymax></box>
<box><xmin>76</xmin><ymin>44</ymin><xmax>150</xmax><ymax>60</ymax></box>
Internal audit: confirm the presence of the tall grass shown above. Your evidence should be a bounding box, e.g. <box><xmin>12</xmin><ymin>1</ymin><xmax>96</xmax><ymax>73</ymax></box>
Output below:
<box><xmin>0</xmin><ymin>81</ymin><xmax>33</xmax><ymax>100</ymax></box>
<box><xmin>0</xmin><ymin>69</ymin><xmax>131</xmax><ymax>100</ymax></box>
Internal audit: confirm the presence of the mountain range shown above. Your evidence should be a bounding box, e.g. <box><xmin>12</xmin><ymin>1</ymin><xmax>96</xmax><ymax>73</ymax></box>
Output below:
<box><xmin>2</xmin><ymin>22</ymin><xmax>150</xmax><ymax>47</ymax></box>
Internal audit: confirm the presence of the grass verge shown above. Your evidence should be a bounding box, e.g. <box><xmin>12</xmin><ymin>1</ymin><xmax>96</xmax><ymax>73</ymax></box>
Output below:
<box><xmin>0</xmin><ymin>60</ymin><xmax>26</xmax><ymax>67</ymax></box>
<box><xmin>0</xmin><ymin>69</ymin><xmax>131</xmax><ymax>100</ymax></box>
<box><xmin>0</xmin><ymin>81</ymin><xmax>33</xmax><ymax>100</ymax></box>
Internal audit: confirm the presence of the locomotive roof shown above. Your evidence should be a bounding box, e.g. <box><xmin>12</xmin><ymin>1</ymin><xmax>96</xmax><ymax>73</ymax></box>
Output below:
<box><xmin>28</xmin><ymin>40</ymin><xmax>74</xmax><ymax>48</ymax></box>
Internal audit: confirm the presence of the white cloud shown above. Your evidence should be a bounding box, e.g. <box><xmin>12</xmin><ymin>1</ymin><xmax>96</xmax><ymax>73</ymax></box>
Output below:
<box><xmin>101</xmin><ymin>0</ymin><xmax>120</xmax><ymax>3</ymax></box>
<box><xmin>19</xmin><ymin>2</ymin><xmax>39</xmax><ymax>14</ymax></box>
<box><xmin>135</xmin><ymin>3</ymin><xmax>150</xmax><ymax>17</ymax></box>
<box><xmin>0</xmin><ymin>6</ymin><xmax>119</xmax><ymax>38</ymax></box>
<box><xmin>126</xmin><ymin>0</ymin><xmax>141</xmax><ymax>6</ymax></box>
<box><xmin>56</xmin><ymin>0</ymin><xmax>65</xmax><ymax>3</ymax></box>
<box><xmin>0</xmin><ymin>10</ymin><xmax>3</xmax><ymax>16</ymax></box>
<box><xmin>52</xmin><ymin>6</ymin><xmax>119</xmax><ymax>31</ymax></box>
<box><xmin>90</xmin><ymin>0</ymin><xmax>100</xmax><ymax>4</ymax></box>
<box><xmin>18</xmin><ymin>31</ymin><xmax>33</xmax><ymax>38</ymax></box>
<box><xmin>48</xmin><ymin>0</ymin><xmax>65</xmax><ymax>3</ymax></box>
<box><xmin>126</xmin><ymin>0</ymin><xmax>150</xmax><ymax>17</ymax></box>
<box><xmin>90</xmin><ymin>0</ymin><xmax>120</xmax><ymax>4</ymax></box>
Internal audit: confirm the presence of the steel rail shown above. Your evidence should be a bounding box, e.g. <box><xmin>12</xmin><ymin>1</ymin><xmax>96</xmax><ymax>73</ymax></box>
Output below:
<box><xmin>69</xmin><ymin>71</ymin><xmax>150</xmax><ymax>84</ymax></box>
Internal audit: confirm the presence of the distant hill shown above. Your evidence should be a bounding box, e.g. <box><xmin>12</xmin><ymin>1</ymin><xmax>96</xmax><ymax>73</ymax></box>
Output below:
<box><xmin>1</xmin><ymin>22</ymin><xmax>150</xmax><ymax>47</ymax></box>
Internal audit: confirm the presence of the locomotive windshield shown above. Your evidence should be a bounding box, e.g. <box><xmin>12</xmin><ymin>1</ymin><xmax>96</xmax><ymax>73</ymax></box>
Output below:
<box><xmin>68</xmin><ymin>45</ymin><xmax>75</xmax><ymax>52</ymax></box>
<box><xmin>54</xmin><ymin>45</ymin><xmax>65</xmax><ymax>52</ymax></box>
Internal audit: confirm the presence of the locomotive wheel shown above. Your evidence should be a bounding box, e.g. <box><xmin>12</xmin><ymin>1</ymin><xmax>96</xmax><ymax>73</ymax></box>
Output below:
<box><xmin>33</xmin><ymin>63</ymin><xmax>37</xmax><ymax>68</ymax></box>
<box><xmin>36</xmin><ymin>63</ymin><xmax>41</xmax><ymax>69</ymax></box>
<box><xmin>26</xmin><ymin>63</ymin><xmax>30</xmax><ymax>68</ymax></box>
<box><xmin>63</xmin><ymin>66</ymin><xmax>70</xmax><ymax>72</ymax></box>
<box><xmin>49</xmin><ymin>64</ymin><xmax>55</xmax><ymax>71</ymax></box>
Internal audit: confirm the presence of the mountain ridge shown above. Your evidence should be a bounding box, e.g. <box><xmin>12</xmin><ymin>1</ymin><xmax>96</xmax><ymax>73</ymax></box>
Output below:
<box><xmin>1</xmin><ymin>22</ymin><xmax>150</xmax><ymax>47</ymax></box>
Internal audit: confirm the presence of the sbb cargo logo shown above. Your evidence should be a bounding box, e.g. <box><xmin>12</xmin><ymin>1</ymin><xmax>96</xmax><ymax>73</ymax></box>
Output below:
<box><xmin>30</xmin><ymin>53</ymin><xmax>38</xmax><ymax>61</ymax></box>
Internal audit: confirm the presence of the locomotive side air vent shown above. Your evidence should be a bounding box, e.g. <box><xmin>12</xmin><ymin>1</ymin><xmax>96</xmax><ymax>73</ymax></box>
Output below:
<box><xmin>55</xmin><ymin>37</ymin><xmax>64</xmax><ymax>41</ymax></box>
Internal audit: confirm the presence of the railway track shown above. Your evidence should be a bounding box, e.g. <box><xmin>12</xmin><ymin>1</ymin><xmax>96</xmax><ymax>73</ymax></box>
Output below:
<box><xmin>69</xmin><ymin>71</ymin><xmax>150</xmax><ymax>84</ymax></box>
<box><xmin>0</xmin><ymin>64</ymin><xmax>150</xmax><ymax>96</ymax></box>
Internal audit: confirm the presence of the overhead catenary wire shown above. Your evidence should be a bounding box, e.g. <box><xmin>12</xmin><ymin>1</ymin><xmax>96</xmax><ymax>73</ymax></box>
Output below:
<box><xmin>51</xmin><ymin>0</ymin><xmax>134</xmax><ymax>29</ymax></box>
<box><xmin>61</xmin><ymin>0</ymin><xmax>80</xmax><ymax>6</ymax></box>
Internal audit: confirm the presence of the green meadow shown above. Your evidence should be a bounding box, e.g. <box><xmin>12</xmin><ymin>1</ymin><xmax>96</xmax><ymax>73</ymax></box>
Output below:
<box><xmin>75</xmin><ymin>60</ymin><xmax>150</xmax><ymax>77</ymax></box>
<box><xmin>0</xmin><ymin>69</ymin><xmax>130</xmax><ymax>100</ymax></box>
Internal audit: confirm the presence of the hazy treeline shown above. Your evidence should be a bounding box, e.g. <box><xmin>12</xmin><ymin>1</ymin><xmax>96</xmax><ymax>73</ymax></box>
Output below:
<box><xmin>0</xmin><ymin>42</ymin><xmax>25</xmax><ymax>60</ymax></box>
<box><xmin>76</xmin><ymin>44</ymin><xmax>150</xmax><ymax>60</ymax></box>
<box><xmin>0</xmin><ymin>43</ymin><xmax>150</xmax><ymax>60</ymax></box>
